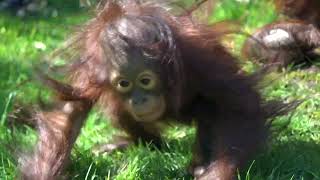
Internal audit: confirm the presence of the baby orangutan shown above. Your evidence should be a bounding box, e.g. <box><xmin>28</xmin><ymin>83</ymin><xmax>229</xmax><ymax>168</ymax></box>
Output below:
<box><xmin>242</xmin><ymin>21</ymin><xmax>320</xmax><ymax>68</ymax></box>
<box><xmin>19</xmin><ymin>1</ymin><xmax>297</xmax><ymax>180</ymax></box>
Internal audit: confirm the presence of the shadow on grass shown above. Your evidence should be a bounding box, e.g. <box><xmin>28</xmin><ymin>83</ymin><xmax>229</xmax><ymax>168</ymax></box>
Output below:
<box><xmin>66</xmin><ymin>133</ymin><xmax>194</xmax><ymax>180</ymax></box>
<box><xmin>2</xmin><ymin>114</ymin><xmax>320</xmax><ymax>180</ymax></box>
<box><xmin>243</xmin><ymin>140</ymin><xmax>320</xmax><ymax>180</ymax></box>
<box><xmin>2</xmin><ymin>102</ymin><xmax>319</xmax><ymax>179</ymax></box>
<box><xmin>65</xmin><ymin>137</ymin><xmax>320</xmax><ymax>179</ymax></box>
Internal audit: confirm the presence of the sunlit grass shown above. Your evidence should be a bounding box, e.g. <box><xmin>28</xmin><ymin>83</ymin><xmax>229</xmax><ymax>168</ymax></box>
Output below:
<box><xmin>0</xmin><ymin>0</ymin><xmax>319</xmax><ymax>179</ymax></box>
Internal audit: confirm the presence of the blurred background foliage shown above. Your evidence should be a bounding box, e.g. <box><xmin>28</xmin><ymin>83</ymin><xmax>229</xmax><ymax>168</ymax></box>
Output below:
<box><xmin>0</xmin><ymin>0</ymin><xmax>319</xmax><ymax>179</ymax></box>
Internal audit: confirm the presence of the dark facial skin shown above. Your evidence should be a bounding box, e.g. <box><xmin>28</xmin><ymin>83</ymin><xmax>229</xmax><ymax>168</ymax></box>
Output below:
<box><xmin>108</xmin><ymin>59</ymin><xmax>166</xmax><ymax>122</ymax></box>
<box><xmin>103</xmin><ymin>17</ymin><xmax>166</xmax><ymax>122</ymax></box>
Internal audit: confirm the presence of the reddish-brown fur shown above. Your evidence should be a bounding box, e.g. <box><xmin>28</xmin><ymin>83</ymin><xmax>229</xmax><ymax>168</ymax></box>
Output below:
<box><xmin>242</xmin><ymin>20</ymin><xmax>320</xmax><ymax>68</ymax></box>
<box><xmin>275</xmin><ymin>0</ymin><xmax>320</xmax><ymax>27</ymax></box>
<box><xmin>19</xmin><ymin>1</ymin><xmax>297</xmax><ymax>180</ymax></box>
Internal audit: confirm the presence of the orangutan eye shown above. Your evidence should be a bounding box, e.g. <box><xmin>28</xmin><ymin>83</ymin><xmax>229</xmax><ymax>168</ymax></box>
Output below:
<box><xmin>115</xmin><ymin>79</ymin><xmax>132</xmax><ymax>93</ymax></box>
<box><xmin>137</xmin><ymin>71</ymin><xmax>157</xmax><ymax>90</ymax></box>
<box><xmin>119</xmin><ymin>80</ymin><xmax>130</xmax><ymax>87</ymax></box>
<box><xmin>140</xmin><ymin>78</ymin><xmax>151</xmax><ymax>85</ymax></box>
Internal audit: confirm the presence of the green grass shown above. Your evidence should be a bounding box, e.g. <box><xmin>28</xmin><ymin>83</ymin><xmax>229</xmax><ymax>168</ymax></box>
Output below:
<box><xmin>0</xmin><ymin>0</ymin><xmax>320</xmax><ymax>179</ymax></box>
